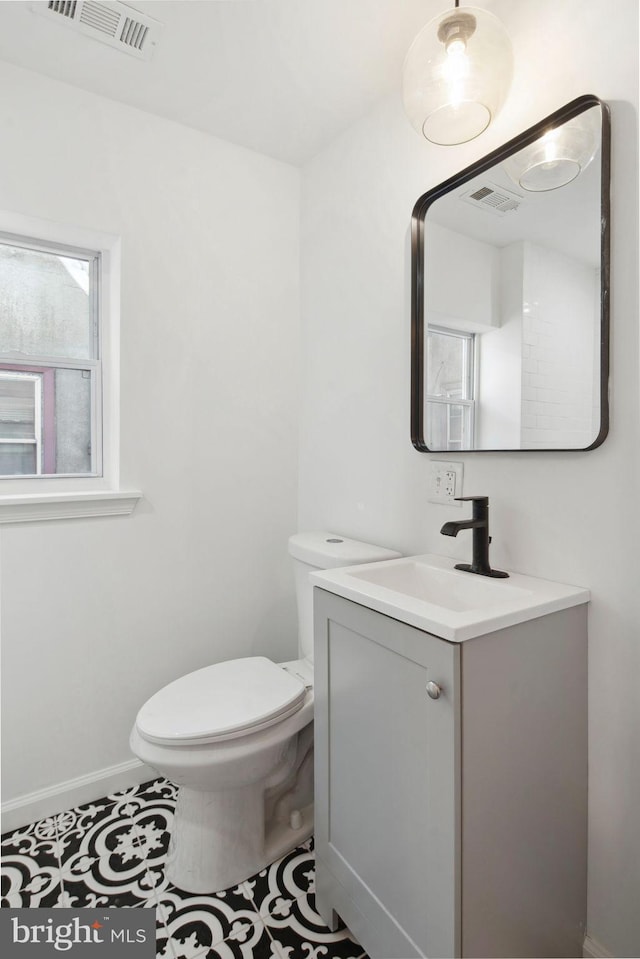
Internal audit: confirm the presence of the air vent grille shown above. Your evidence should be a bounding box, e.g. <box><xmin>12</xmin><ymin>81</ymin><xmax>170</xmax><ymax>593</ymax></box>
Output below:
<box><xmin>460</xmin><ymin>182</ymin><xmax>523</xmax><ymax>216</ymax></box>
<box><xmin>35</xmin><ymin>1</ymin><xmax>162</xmax><ymax>60</ymax></box>
<box><xmin>48</xmin><ymin>1</ymin><xmax>78</xmax><ymax>16</ymax></box>
<box><xmin>78</xmin><ymin>1</ymin><xmax>120</xmax><ymax>37</ymax></box>
<box><xmin>120</xmin><ymin>16</ymin><xmax>149</xmax><ymax>51</ymax></box>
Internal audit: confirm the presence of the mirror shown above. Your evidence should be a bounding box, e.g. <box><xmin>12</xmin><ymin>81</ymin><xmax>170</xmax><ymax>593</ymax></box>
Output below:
<box><xmin>411</xmin><ymin>95</ymin><xmax>610</xmax><ymax>452</ymax></box>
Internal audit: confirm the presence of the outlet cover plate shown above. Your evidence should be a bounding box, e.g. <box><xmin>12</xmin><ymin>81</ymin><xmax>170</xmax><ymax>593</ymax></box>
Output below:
<box><xmin>428</xmin><ymin>461</ymin><xmax>464</xmax><ymax>506</ymax></box>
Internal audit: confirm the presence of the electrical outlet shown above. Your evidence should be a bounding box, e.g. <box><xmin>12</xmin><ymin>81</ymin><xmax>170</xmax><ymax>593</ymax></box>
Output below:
<box><xmin>428</xmin><ymin>461</ymin><xmax>464</xmax><ymax>506</ymax></box>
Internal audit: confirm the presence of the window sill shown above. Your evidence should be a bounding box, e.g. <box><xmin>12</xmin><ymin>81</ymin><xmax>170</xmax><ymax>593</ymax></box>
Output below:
<box><xmin>0</xmin><ymin>490</ymin><xmax>143</xmax><ymax>524</ymax></box>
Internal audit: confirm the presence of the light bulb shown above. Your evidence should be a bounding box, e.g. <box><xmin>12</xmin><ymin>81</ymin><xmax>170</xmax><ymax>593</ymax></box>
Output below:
<box><xmin>541</xmin><ymin>129</ymin><xmax>559</xmax><ymax>163</ymax></box>
<box><xmin>441</xmin><ymin>39</ymin><xmax>470</xmax><ymax>108</ymax></box>
<box><xmin>446</xmin><ymin>37</ymin><xmax>467</xmax><ymax>56</ymax></box>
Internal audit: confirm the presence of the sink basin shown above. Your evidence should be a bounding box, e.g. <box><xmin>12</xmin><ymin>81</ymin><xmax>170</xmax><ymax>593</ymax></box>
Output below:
<box><xmin>348</xmin><ymin>559</ymin><xmax>532</xmax><ymax>612</ymax></box>
<box><xmin>311</xmin><ymin>553</ymin><xmax>589</xmax><ymax>641</ymax></box>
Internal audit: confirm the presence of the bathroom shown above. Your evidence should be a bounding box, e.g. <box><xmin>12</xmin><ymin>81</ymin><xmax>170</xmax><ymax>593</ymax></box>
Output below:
<box><xmin>0</xmin><ymin>1</ymin><xmax>638</xmax><ymax>957</ymax></box>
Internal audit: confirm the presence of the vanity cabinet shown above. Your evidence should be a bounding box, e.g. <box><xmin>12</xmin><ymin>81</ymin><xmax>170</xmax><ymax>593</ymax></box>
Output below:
<box><xmin>313</xmin><ymin>588</ymin><xmax>587</xmax><ymax>959</ymax></box>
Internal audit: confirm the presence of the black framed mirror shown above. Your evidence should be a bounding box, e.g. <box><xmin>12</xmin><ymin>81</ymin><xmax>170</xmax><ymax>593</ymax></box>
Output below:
<box><xmin>411</xmin><ymin>95</ymin><xmax>610</xmax><ymax>452</ymax></box>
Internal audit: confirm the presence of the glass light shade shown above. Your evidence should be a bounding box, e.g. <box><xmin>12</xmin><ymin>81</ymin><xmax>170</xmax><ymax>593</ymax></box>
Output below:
<box><xmin>502</xmin><ymin>108</ymin><xmax>601</xmax><ymax>191</ymax></box>
<box><xmin>402</xmin><ymin>6</ymin><xmax>513</xmax><ymax>146</ymax></box>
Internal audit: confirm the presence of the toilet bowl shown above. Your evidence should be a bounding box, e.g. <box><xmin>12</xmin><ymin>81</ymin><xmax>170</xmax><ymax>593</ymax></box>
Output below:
<box><xmin>130</xmin><ymin>532</ymin><xmax>400</xmax><ymax>894</ymax></box>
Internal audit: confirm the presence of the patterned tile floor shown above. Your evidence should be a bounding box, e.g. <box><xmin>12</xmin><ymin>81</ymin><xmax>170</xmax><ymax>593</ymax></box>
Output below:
<box><xmin>1</xmin><ymin>778</ymin><xmax>369</xmax><ymax>959</ymax></box>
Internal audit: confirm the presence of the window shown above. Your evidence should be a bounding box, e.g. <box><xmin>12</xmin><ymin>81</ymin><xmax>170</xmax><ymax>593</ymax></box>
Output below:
<box><xmin>0</xmin><ymin>238</ymin><xmax>99</xmax><ymax>478</ymax></box>
<box><xmin>426</xmin><ymin>327</ymin><xmax>475</xmax><ymax>450</ymax></box>
<box><xmin>0</xmin><ymin>211</ymin><xmax>140</xmax><ymax>523</ymax></box>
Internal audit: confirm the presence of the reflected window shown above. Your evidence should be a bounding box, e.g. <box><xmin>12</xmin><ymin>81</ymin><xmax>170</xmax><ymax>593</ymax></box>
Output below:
<box><xmin>0</xmin><ymin>238</ymin><xmax>99</xmax><ymax>477</ymax></box>
<box><xmin>426</xmin><ymin>327</ymin><xmax>475</xmax><ymax>450</ymax></box>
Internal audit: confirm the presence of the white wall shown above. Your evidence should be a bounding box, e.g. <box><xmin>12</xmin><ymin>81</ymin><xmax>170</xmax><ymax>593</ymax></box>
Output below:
<box><xmin>520</xmin><ymin>241</ymin><xmax>597</xmax><ymax>449</ymax></box>
<box><xmin>0</xmin><ymin>62</ymin><xmax>300</xmax><ymax>803</ymax></box>
<box><xmin>299</xmin><ymin>1</ymin><xmax>639</xmax><ymax>955</ymax></box>
<box><xmin>426</xmin><ymin>221</ymin><xmax>500</xmax><ymax>331</ymax></box>
<box><xmin>477</xmin><ymin>242</ymin><xmax>524</xmax><ymax>448</ymax></box>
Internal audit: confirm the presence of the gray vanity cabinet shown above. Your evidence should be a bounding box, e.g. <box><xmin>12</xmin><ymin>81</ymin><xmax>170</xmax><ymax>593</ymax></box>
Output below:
<box><xmin>313</xmin><ymin>588</ymin><xmax>587</xmax><ymax>959</ymax></box>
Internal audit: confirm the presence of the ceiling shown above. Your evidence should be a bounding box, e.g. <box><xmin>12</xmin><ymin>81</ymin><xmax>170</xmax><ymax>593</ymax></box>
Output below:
<box><xmin>0</xmin><ymin>0</ymin><xmax>441</xmax><ymax>165</ymax></box>
<box><xmin>430</xmin><ymin>143</ymin><xmax>602</xmax><ymax>268</ymax></box>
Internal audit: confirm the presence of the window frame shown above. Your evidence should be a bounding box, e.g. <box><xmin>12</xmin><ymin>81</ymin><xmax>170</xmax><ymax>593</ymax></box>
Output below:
<box><xmin>0</xmin><ymin>210</ymin><xmax>141</xmax><ymax>523</ymax></box>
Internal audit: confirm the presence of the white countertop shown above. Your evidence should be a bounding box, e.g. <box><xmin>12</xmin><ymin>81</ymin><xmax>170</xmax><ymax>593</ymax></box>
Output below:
<box><xmin>311</xmin><ymin>553</ymin><xmax>589</xmax><ymax>642</ymax></box>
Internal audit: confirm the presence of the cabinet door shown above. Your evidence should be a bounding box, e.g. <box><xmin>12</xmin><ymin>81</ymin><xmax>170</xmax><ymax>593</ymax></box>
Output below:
<box><xmin>314</xmin><ymin>589</ymin><xmax>460</xmax><ymax>959</ymax></box>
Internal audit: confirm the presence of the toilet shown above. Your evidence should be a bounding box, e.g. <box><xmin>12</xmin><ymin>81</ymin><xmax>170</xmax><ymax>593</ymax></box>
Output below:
<box><xmin>129</xmin><ymin>531</ymin><xmax>400</xmax><ymax>894</ymax></box>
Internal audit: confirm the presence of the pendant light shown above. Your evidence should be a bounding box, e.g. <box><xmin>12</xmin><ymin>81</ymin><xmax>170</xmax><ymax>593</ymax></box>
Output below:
<box><xmin>502</xmin><ymin>107</ymin><xmax>601</xmax><ymax>191</ymax></box>
<box><xmin>402</xmin><ymin>2</ymin><xmax>513</xmax><ymax>146</ymax></box>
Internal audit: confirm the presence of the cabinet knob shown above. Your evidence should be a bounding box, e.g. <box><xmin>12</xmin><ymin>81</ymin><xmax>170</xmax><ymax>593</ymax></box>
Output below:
<box><xmin>426</xmin><ymin>681</ymin><xmax>443</xmax><ymax>700</ymax></box>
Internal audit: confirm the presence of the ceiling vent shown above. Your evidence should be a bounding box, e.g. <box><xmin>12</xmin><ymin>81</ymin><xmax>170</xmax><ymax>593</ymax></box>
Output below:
<box><xmin>32</xmin><ymin>1</ymin><xmax>162</xmax><ymax>60</ymax></box>
<box><xmin>460</xmin><ymin>182</ymin><xmax>523</xmax><ymax>216</ymax></box>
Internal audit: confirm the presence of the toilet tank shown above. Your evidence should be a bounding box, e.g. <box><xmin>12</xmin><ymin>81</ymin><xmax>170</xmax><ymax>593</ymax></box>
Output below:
<box><xmin>288</xmin><ymin>532</ymin><xmax>401</xmax><ymax>662</ymax></box>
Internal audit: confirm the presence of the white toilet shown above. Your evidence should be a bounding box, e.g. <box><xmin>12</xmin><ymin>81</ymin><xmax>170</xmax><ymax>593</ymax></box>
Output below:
<box><xmin>129</xmin><ymin>531</ymin><xmax>400</xmax><ymax>894</ymax></box>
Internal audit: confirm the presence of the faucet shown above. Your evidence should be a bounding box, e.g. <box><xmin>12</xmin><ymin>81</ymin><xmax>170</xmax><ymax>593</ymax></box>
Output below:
<box><xmin>440</xmin><ymin>496</ymin><xmax>509</xmax><ymax>578</ymax></box>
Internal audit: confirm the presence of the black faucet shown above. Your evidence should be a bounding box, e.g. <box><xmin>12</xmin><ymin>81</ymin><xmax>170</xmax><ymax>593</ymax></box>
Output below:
<box><xmin>440</xmin><ymin>496</ymin><xmax>509</xmax><ymax>578</ymax></box>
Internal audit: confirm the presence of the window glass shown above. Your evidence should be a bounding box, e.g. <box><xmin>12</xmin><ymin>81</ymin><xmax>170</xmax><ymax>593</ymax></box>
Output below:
<box><xmin>426</xmin><ymin>328</ymin><xmax>471</xmax><ymax>399</ymax></box>
<box><xmin>0</xmin><ymin>243</ymin><xmax>95</xmax><ymax>359</ymax></box>
<box><xmin>426</xmin><ymin>402</ymin><xmax>473</xmax><ymax>452</ymax></box>
<box><xmin>426</xmin><ymin>327</ymin><xmax>475</xmax><ymax>450</ymax></box>
<box><xmin>0</xmin><ymin>238</ymin><xmax>99</xmax><ymax>478</ymax></box>
<box><xmin>53</xmin><ymin>368</ymin><xmax>93</xmax><ymax>474</ymax></box>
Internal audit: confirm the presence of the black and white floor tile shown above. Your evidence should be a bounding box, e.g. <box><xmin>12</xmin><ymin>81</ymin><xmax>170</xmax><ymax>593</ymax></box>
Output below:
<box><xmin>1</xmin><ymin>779</ymin><xmax>369</xmax><ymax>959</ymax></box>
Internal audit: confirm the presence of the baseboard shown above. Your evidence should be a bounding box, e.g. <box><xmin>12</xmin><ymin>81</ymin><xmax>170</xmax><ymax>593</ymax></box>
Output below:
<box><xmin>583</xmin><ymin>934</ymin><xmax>614</xmax><ymax>958</ymax></box>
<box><xmin>1</xmin><ymin>759</ymin><xmax>156</xmax><ymax>834</ymax></box>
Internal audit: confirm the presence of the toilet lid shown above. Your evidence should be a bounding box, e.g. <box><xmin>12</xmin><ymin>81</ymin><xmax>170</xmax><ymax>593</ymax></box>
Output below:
<box><xmin>135</xmin><ymin>656</ymin><xmax>307</xmax><ymax>746</ymax></box>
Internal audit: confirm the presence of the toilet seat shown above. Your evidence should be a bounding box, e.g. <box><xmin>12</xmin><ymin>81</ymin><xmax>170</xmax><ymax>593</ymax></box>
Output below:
<box><xmin>135</xmin><ymin>656</ymin><xmax>307</xmax><ymax>746</ymax></box>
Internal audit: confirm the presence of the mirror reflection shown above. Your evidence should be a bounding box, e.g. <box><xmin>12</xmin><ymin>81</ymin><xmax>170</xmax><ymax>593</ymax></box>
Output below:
<box><xmin>411</xmin><ymin>97</ymin><xmax>609</xmax><ymax>452</ymax></box>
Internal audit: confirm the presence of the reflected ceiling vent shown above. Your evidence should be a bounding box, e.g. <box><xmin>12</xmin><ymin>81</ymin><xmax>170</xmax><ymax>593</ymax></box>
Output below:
<box><xmin>32</xmin><ymin>1</ymin><xmax>163</xmax><ymax>60</ymax></box>
<box><xmin>460</xmin><ymin>182</ymin><xmax>523</xmax><ymax>216</ymax></box>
